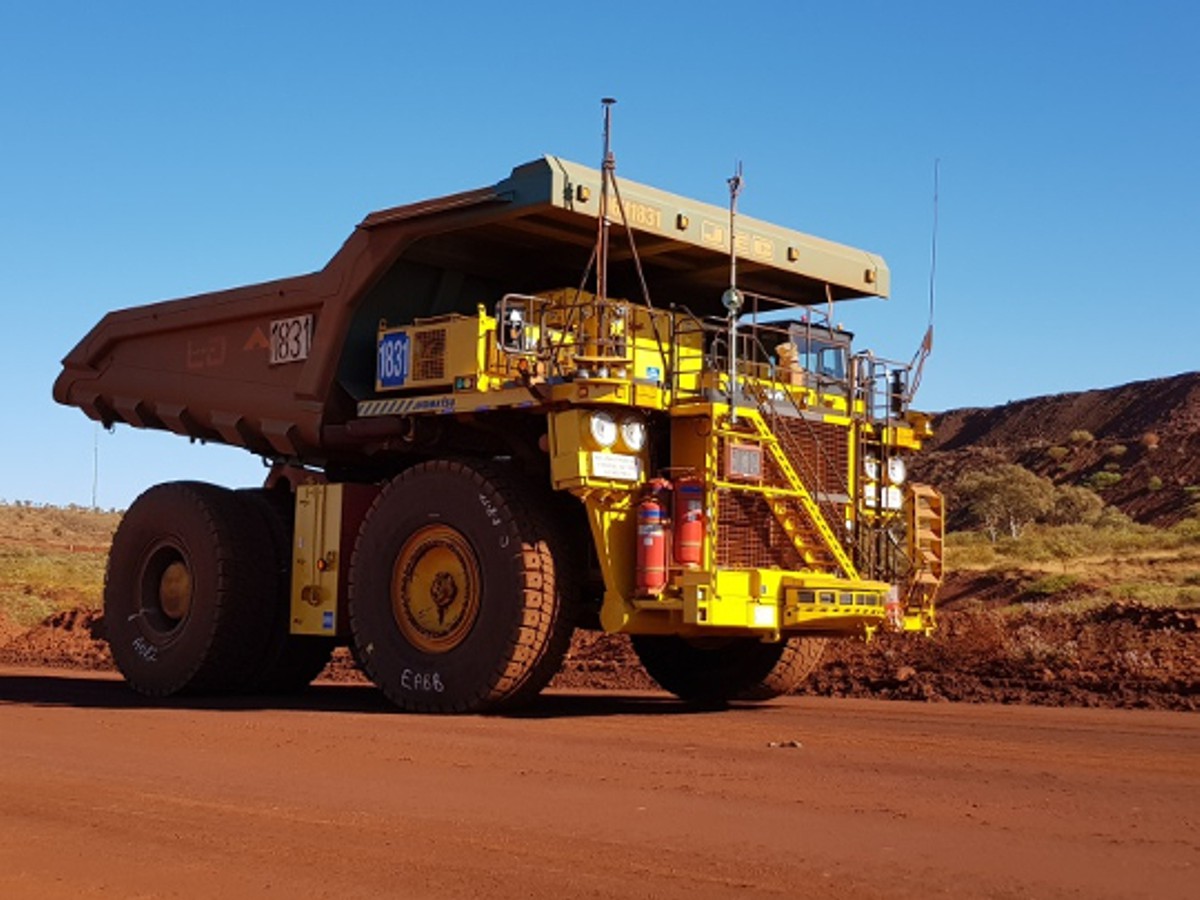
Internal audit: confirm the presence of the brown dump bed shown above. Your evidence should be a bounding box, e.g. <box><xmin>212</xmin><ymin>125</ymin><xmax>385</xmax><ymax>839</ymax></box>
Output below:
<box><xmin>53</xmin><ymin>156</ymin><xmax>889</xmax><ymax>463</ymax></box>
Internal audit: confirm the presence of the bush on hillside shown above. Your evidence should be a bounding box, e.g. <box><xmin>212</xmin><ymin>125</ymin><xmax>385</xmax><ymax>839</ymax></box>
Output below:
<box><xmin>1067</xmin><ymin>430</ymin><xmax>1094</xmax><ymax>446</ymax></box>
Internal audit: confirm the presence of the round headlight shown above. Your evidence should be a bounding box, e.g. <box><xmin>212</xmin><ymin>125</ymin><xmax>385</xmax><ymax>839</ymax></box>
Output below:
<box><xmin>618</xmin><ymin>414</ymin><xmax>647</xmax><ymax>452</ymax></box>
<box><xmin>587</xmin><ymin>410</ymin><xmax>618</xmax><ymax>448</ymax></box>
<box><xmin>863</xmin><ymin>456</ymin><xmax>880</xmax><ymax>481</ymax></box>
<box><xmin>887</xmin><ymin>457</ymin><xmax>907</xmax><ymax>485</ymax></box>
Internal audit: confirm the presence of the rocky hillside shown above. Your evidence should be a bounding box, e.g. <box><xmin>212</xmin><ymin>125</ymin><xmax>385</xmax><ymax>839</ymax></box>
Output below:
<box><xmin>912</xmin><ymin>371</ymin><xmax>1200</xmax><ymax>526</ymax></box>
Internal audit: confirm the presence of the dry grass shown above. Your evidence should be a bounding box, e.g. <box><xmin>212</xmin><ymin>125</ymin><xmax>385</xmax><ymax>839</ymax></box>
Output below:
<box><xmin>3</xmin><ymin>503</ymin><xmax>1199</xmax><ymax>633</ymax></box>
<box><xmin>947</xmin><ymin>519</ymin><xmax>1200</xmax><ymax>611</ymax></box>
<box><xmin>0</xmin><ymin>503</ymin><xmax>119</xmax><ymax>627</ymax></box>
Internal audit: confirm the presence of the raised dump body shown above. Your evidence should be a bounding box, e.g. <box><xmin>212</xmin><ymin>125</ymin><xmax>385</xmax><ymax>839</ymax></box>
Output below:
<box><xmin>55</xmin><ymin>156</ymin><xmax>943</xmax><ymax>713</ymax></box>
<box><xmin>54</xmin><ymin>157</ymin><xmax>887</xmax><ymax>461</ymax></box>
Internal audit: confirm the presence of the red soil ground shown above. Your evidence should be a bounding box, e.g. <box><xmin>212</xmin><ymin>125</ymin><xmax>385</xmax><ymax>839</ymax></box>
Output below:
<box><xmin>4</xmin><ymin>583</ymin><xmax>1196</xmax><ymax>712</ymax></box>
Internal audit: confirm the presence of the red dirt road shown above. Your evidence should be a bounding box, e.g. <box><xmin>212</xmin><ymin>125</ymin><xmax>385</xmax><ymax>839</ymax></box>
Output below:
<box><xmin>1</xmin><ymin>668</ymin><xmax>1197</xmax><ymax>899</ymax></box>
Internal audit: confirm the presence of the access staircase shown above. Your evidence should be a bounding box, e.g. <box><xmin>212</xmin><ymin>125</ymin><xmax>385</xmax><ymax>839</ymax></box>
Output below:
<box><xmin>739</xmin><ymin>381</ymin><xmax>858</xmax><ymax>579</ymax></box>
<box><xmin>903</xmin><ymin>483</ymin><xmax>944</xmax><ymax>627</ymax></box>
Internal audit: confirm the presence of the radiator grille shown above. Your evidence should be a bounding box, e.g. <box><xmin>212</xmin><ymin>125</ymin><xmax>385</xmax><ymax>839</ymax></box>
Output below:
<box><xmin>776</xmin><ymin>417</ymin><xmax>848</xmax><ymax>495</ymax></box>
<box><xmin>714</xmin><ymin>414</ymin><xmax>851</xmax><ymax>573</ymax></box>
<box><xmin>413</xmin><ymin>329</ymin><xmax>447</xmax><ymax>382</ymax></box>
<box><xmin>716</xmin><ymin>491</ymin><xmax>804</xmax><ymax>570</ymax></box>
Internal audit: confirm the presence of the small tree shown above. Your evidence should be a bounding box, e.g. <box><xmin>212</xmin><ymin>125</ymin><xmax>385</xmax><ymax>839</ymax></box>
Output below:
<box><xmin>1048</xmin><ymin>484</ymin><xmax>1104</xmax><ymax>525</ymax></box>
<box><xmin>956</xmin><ymin>464</ymin><xmax>1056</xmax><ymax>541</ymax></box>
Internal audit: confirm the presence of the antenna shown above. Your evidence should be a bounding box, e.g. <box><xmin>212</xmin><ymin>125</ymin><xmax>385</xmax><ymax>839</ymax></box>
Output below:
<box><xmin>908</xmin><ymin>158</ymin><xmax>939</xmax><ymax>399</ymax></box>
<box><xmin>928</xmin><ymin>157</ymin><xmax>939</xmax><ymax>325</ymax></box>
<box><xmin>722</xmin><ymin>162</ymin><xmax>745</xmax><ymax>421</ymax></box>
<box><xmin>726</xmin><ymin>161</ymin><xmax>743</xmax><ymax>299</ymax></box>
<box><xmin>596</xmin><ymin>97</ymin><xmax>616</xmax><ymax>306</ymax></box>
<box><xmin>579</xmin><ymin>97</ymin><xmax>670</xmax><ymax>386</ymax></box>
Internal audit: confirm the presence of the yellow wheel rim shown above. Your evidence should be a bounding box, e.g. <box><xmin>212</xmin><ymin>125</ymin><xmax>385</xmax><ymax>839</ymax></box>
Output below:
<box><xmin>391</xmin><ymin>525</ymin><xmax>481</xmax><ymax>653</ymax></box>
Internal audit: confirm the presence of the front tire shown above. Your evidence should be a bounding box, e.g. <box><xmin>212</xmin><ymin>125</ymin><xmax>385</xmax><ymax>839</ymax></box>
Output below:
<box><xmin>631</xmin><ymin>635</ymin><xmax>826</xmax><ymax>704</ymax></box>
<box><xmin>348</xmin><ymin>461</ymin><xmax>574</xmax><ymax>713</ymax></box>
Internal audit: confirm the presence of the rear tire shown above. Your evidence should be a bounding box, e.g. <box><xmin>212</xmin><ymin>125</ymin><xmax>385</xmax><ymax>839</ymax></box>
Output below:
<box><xmin>348</xmin><ymin>460</ymin><xmax>574</xmax><ymax>713</ymax></box>
<box><xmin>104</xmin><ymin>482</ymin><xmax>274</xmax><ymax>696</ymax></box>
<box><xmin>631</xmin><ymin>634</ymin><xmax>826</xmax><ymax>704</ymax></box>
<box><xmin>237</xmin><ymin>488</ymin><xmax>335</xmax><ymax>693</ymax></box>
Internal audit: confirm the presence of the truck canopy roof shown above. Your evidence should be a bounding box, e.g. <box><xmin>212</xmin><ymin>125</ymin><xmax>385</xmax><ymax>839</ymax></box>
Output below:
<box><xmin>361</xmin><ymin>156</ymin><xmax>889</xmax><ymax>310</ymax></box>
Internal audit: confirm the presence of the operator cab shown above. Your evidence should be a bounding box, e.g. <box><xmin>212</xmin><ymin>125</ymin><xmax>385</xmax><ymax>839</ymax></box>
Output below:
<box><xmin>737</xmin><ymin>305</ymin><xmax>854</xmax><ymax>397</ymax></box>
<box><xmin>787</xmin><ymin>322</ymin><xmax>851</xmax><ymax>384</ymax></box>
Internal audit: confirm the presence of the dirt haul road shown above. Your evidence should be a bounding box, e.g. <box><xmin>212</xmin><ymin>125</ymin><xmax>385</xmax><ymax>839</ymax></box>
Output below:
<box><xmin>0</xmin><ymin>668</ymin><xmax>1196</xmax><ymax>899</ymax></box>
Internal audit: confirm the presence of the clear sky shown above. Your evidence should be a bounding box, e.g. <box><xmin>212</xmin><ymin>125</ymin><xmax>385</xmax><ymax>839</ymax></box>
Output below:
<box><xmin>1</xmin><ymin>1</ymin><xmax>1196</xmax><ymax>509</ymax></box>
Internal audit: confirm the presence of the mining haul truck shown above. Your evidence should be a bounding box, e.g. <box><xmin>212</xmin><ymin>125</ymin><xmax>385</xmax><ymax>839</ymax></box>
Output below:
<box><xmin>54</xmin><ymin>155</ymin><xmax>944</xmax><ymax>712</ymax></box>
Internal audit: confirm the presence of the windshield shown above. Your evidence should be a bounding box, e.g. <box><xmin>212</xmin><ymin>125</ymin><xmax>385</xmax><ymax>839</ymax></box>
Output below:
<box><xmin>788</xmin><ymin>325</ymin><xmax>849</xmax><ymax>382</ymax></box>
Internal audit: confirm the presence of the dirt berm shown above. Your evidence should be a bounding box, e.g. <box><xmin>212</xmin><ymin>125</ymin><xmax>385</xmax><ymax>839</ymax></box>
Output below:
<box><xmin>4</xmin><ymin>584</ymin><xmax>1196</xmax><ymax>711</ymax></box>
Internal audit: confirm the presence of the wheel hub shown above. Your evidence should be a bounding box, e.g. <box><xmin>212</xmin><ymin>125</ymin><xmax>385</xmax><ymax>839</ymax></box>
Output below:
<box><xmin>392</xmin><ymin>525</ymin><xmax>480</xmax><ymax>653</ymax></box>
<box><xmin>158</xmin><ymin>560</ymin><xmax>193</xmax><ymax>621</ymax></box>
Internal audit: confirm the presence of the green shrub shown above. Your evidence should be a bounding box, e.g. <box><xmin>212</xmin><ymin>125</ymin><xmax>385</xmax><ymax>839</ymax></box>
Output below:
<box><xmin>1086</xmin><ymin>471</ymin><xmax>1122</xmax><ymax>491</ymax></box>
<box><xmin>945</xmin><ymin>531</ymin><xmax>998</xmax><ymax>568</ymax></box>
<box><xmin>1148</xmin><ymin>476</ymin><xmax>1164</xmax><ymax>491</ymax></box>
<box><xmin>1047</xmin><ymin>485</ymin><xmax>1103</xmax><ymax>526</ymax></box>
<box><xmin>1094</xmin><ymin>506</ymin><xmax>1136</xmax><ymax>530</ymax></box>
<box><xmin>1047</xmin><ymin>446</ymin><xmax>1069</xmax><ymax>462</ymax></box>
<box><xmin>1068</xmin><ymin>429</ymin><xmax>1094</xmax><ymax>445</ymax></box>
<box><xmin>1104</xmin><ymin>444</ymin><xmax>1128</xmax><ymax>459</ymax></box>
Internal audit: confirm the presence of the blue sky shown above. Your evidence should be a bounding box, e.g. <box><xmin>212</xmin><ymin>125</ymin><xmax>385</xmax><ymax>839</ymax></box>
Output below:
<box><xmin>1</xmin><ymin>1</ymin><xmax>1196</xmax><ymax>509</ymax></box>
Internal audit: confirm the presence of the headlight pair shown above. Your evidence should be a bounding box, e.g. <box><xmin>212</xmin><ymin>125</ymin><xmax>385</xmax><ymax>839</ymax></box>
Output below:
<box><xmin>863</xmin><ymin>456</ymin><xmax>907</xmax><ymax>486</ymax></box>
<box><xmin>587</xmin><ymin>410</ymin><xmax>647</xmax><ymax>452</ymax></box>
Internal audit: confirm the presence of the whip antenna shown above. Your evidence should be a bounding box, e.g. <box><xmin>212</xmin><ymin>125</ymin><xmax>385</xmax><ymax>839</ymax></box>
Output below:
<box><xmin>927</xmin><ymin>157</ymin><xmax>939</xmax><ymax>326</ymax></box>
<box><xmin>722</xmin><ymin>162</ymin><xmax>745</xmax><ymax>421</ymax></box>
<box><xmin>596</xmin><ymin>97</ymin><xmax>616</xmax><ymax>306</ymax></box>
<box><xmin>908</xmin><ymin>158</ymin><xmax>939</xmax><ymax>398</ymax></box>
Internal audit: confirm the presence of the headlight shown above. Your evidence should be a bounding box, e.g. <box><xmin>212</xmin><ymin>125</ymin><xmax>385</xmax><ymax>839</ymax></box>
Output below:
<box><xmin>618</xmin><ymin>414</ymin><xmax>647</xmax><ymax>452</ymax></box>
<box><xmin>886</xmin><ymin>457</ymin><xmax>907</xmax><ymax>485</ymax></box>
<box><xmin>586</xmin><ymin>410</ymin><xmax>618</xmax><ymax>448</ymax></box>
<box><xmin>863</xmin><ymin>456</ymin><xmax>880</xmax><ymax>481</ymax></box>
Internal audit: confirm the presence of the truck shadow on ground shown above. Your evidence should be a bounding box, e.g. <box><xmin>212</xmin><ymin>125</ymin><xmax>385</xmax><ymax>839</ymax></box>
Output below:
<box><xmin>0</xmin><ymin>671</ymin><xmax>742</xmax><ymax>719</ymax></box>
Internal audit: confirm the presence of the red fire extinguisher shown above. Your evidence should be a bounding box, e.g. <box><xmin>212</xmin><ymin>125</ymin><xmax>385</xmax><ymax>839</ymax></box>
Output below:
<box><xmin>673</xmin><ymin>476</ymin><xmax>704</xmax><ymax>568</ymax></box>
<box><xmin>636</xmin><ymin>479</ymin><xmax>671</xmax><ymax>594</ymax></box>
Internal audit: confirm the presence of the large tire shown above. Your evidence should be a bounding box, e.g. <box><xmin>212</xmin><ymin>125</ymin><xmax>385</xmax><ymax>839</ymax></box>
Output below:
<box><xmin>348</xmin><ymin>460</ymin><xmax>575</xmax><ymax>713</ymax></box>
<box><xmin>631</xmin><ymin>634</ymin><xmax>826</xmax><ymax>704</ymax></box>
<box><xmin>104</xmin><ymin>482</ymin><xmax>275</xmax><ymax>696</ymax></box>
<box><xmin>237</xmin><ymin>488</ymin><xmax>335</xmax><ymax>693</ymax></box>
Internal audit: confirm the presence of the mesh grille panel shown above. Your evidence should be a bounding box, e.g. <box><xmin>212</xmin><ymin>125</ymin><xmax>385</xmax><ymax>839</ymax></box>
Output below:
<box><xmin>713</xmin><ymin>414</ymin><xmax>852</xmax><ymax>573</ymax></box>
<box><xmin>716</xmin><ymin>491</ymin><xmax>804</xmax><ymax>570</ymax></box>
<box><xmin>776</xmin><ymin>417</ymin><xmax>848</xmax><ymax>495</ymax></box>
<box><xmin>413</xmin><ymin>329</ymin><xmax>447</xmax><ymax>382</ymax></box>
